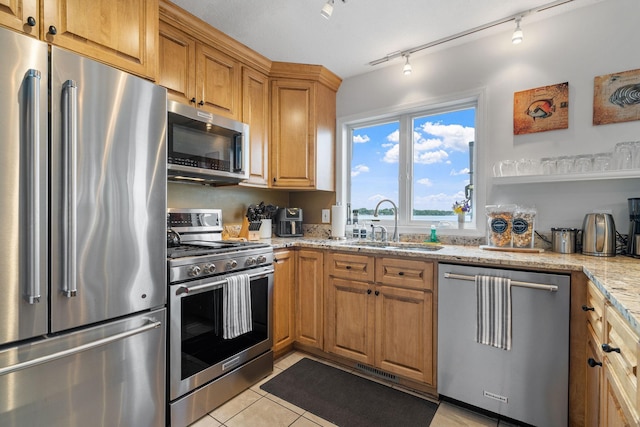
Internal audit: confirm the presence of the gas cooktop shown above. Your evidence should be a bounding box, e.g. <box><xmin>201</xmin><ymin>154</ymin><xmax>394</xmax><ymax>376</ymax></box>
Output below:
<box><xmin>167</xmin><ymin>241</ymin><xmax>271</xmax><ymax>259</ymax></box>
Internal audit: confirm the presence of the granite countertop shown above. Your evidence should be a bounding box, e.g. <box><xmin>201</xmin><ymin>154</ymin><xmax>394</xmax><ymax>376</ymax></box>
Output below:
<box><xmin>266</xmin><ymin>236</ymin><xmax>640</xmax><ymax>336</ymax></box>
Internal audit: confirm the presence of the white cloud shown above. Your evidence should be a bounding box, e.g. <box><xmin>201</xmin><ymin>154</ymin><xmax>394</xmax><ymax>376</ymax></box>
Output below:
<box><xmin>413</xmin><ymin>190</ymin><xmax>469</xmax><ymax>211</ymax></box>
<box><xmin>414</xmin><ymin>149</ymin><xmax>449</xmax><ymax>164</ymax></box>
<box><xmin>419</xmin><ymin>121</ymin><xmax>474</xmax><ymax>152</ymax></box>
<box><xmin>416</xmin><ymin>178</ymin><xmax>433</xmax><ymax>187</ymax></box>
<box><xmin>387</xmin><ymin>130</ymin><xmax>399</xmax><ymax>143</ymax></box>
<box><xmin>450</xmin><ymin>167</ymin><xmax>470</xmax><ymax>176</ymax></box>
<box><xmin>353</xmin><ymin>134</ymin><xmax>370</xmax><ymax>144</ymax></box>
<box><xmin>381</xmin><ymin>143</ymin><xmax>394</xmax><ymax>148</ymax></box>
<box><xmin>351</xmin><ymin>164</ymin><xmax>370</xmax><ymax>177</ymax></box>
<box><xmin>368</xmin><ymin>194</ymin><xmax>388</xmax><ymax>202</ymax></box>
<box><xmin>383</xmin><ymin>144</ymin><xmax>399</xmax><ymax>163</ymax></box>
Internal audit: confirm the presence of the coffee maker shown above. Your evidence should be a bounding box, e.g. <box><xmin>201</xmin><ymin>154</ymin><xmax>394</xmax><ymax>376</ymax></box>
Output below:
<box><xmin>627</xmin><ymin>198</ymin><xmax>640</xmax><ymax>256</ymax></box>
<box><xmin>275</xmin><ymin>207</ymin><xmax>303</xmax><ymax>237</ymax></box>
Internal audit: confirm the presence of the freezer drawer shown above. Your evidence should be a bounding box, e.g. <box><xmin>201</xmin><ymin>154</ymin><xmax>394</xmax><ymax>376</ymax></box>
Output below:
<box><xmin>0</xmin><ymin>308</ymin><xmax>166</xmax><ymax>427</ymax></box>
<box><xmin>437</xmin><ymin>264</ymin><xmax>570</xmax><ymax>427</ymax></box>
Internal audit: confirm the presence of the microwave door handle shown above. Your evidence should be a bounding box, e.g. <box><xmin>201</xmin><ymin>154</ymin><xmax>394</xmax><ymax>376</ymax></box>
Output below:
<box><xmin>24</xmin><ymin>70</ymin><xmax>42</xmax><ymax>304</ymax></box>
<box><xmin>233</xmin><ymin>135</ymin><xmax>242</xmax><ymax>172</ymax></box>
<box><xmin>61</xmin><ymin>80</ymin><xmax>78</xmax><ymax>298</ymax></box>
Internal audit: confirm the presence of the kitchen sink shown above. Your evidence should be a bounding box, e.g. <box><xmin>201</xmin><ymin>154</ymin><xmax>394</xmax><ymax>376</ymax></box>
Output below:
<box><xmin>343</xmin><ymin>241</ymin><xmax>444</xmax><ymax>251</ymax></box>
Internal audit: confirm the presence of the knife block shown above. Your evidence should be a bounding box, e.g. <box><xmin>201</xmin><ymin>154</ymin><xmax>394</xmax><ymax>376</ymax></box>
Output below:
<box><xmin>239</xmin><ymin>217</ymin><xmax>261</xmax><ymax>241</ymax></box>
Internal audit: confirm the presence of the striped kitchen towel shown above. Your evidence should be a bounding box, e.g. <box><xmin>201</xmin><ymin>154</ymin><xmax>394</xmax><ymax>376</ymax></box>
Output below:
<box><xmin>223</xmin><ymin>274</ymin><xmax>253</xmax><ymax>339</ymax></box>
<box><xmin>476</xmin><ymin>275</ymin><xmax>512</xmax><ymax>350</ymax></box>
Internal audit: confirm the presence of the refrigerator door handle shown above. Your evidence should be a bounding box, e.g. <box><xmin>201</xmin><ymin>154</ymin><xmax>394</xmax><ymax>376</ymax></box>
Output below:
<box><xmin>24</xmin><ymin>69</ymin><xmax>42</xmax><ymax>304</ymax></box>
<box><xmin>61</xmin><ymin>80</ymin><xmax>78</xmax><ymax>298</ymax></box>
<box><xmin>0</xmin><ymin>319</ymin><xmax>162</xmax><ymax>377</ymax></box>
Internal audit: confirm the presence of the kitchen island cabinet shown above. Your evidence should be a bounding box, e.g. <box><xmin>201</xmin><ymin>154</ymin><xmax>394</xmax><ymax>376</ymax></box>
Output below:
<box><xmin>0</xmin><ymin>0</ymin><xmax>157</xmax><ymax>79</ymax></box>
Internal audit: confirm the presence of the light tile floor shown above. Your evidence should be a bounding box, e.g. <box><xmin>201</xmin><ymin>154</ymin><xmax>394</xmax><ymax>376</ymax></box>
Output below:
<box><xmin>188</xmin><ymin>351</ymin><xmax>521</xmax><ymax>427</ymax></box>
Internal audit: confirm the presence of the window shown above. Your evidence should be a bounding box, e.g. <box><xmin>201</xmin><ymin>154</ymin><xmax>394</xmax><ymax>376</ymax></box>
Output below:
<box><xmin>345</xmin><ymin>99</ymin><xmax>477</xmax><ymax>231</ymax></box>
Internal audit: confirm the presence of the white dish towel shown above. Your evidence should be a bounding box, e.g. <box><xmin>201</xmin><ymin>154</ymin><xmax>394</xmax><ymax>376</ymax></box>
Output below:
<box><xmin>476</xmin><ymin>275</ymin><xmax>512</xmax><ymax>350</ymax></box>
<box><xmin>223</xmin><ymin>274</ymin><xmax>253</xmax><ymax>339</ymax></box>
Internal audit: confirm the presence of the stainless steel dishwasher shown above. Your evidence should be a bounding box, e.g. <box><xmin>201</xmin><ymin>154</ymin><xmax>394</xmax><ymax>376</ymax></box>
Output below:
<box><xmin>437</xmin><ymin>264</ymin><xmax>570</xmax><ymax>427</ymax></box>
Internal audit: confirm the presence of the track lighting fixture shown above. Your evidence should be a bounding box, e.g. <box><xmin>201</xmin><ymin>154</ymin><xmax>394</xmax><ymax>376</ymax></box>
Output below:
<box><xmin>402</xmin><ymin>54</ymin><xmax>412</xmax><ymax>75</ymax></box>
<box><xmin>512</xmin><ymin>16</ymin><xmax>523</xmax><ymax>44</ymax></box>
<box><xmin>321</xmin><ymin>0</ymin><xmax>346</xmax><ymax>20</ymax></box>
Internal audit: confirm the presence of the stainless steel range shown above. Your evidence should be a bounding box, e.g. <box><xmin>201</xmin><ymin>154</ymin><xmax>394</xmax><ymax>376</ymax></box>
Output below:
<box><xmin>167</xmin><ymin>208</ymin><xmax>274</xmax><ymax>427</ymax></box>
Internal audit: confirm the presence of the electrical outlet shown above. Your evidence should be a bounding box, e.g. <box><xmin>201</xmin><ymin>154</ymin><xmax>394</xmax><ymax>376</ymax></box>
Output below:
<box><xmin>322</xmin><ymin>209</ymin><xmax>330</xmax><ymax>223</ymax></box>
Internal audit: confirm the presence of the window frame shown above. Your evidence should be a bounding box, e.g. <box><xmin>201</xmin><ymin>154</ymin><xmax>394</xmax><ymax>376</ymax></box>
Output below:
<box><xmin>336</xmin><ymin>89</ymin><xmax>487</xmax><ymax>236</ymax></box>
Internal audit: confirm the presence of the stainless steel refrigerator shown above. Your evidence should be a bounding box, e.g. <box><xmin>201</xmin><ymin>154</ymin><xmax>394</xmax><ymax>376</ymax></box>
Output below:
<box><xmin>0</xmin><ymin>27</ymin><xmax>168</xmax><ymax>426</ymax></box>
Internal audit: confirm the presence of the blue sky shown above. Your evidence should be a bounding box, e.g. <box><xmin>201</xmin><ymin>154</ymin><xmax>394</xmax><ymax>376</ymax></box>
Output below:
<box><xmin>351</xmin><ymin>108</ymin><xmax>475</xmax><ymax>212</ymax></box>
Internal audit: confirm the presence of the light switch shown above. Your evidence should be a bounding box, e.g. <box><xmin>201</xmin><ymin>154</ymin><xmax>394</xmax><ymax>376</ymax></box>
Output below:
<box><xmin>322</xmin><ymin>209</ymin><xmax>330</xmax><ymax>223</ymax></box>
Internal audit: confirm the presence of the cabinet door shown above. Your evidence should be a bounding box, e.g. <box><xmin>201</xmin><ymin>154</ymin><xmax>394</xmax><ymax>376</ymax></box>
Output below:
<box><xmin>273</xmin><ymin>249</ymin><xmax>295</xmax><ymax>355</ymax></box>
<box><xmin>158</xmin><ymin>21</ymin><xmax>196</xmax><ymax>104</ymax></box>
<box><xmin>586</xmin><ymin>325</ymin><xmax>603</xmax><ymax>427</ymax></box>
<box><xmin>325</xmin><ymin>277</ymin><xmax>375</xmax><ymax>364</ymax></box>
<box><xmin>42</xmin><ymin>0</ymin><xmax>158</xmax><ymax>79</ymax></box>
<box><xmin>0</xmin><ymin>0</ymin><xmax>38</xmax><ymax>36</ymax></box>
<box><xmin>375</xmin><ymin>285</ymin><xmax>433</xmax><ymax>384</ymax></box>
<box><xmin>196</xmin><ymin>43</ymin><xmax>241</xmax><ymax>120</ymax></box>
<box><xmin>270</xmin><ymin>79</ymin><xmax>316</xmax><ymax>188</ymax></box>
<box><xmin>296</xmin><ymin>249</ymin><xmax>323</xmax><ymax>349</ymax></box>
<box><xmin>241</xmin><ymin>67</ymin><xmax>270</xmax><ymax>187</ymax></box>
<box><xmin>603</xmin><ymin>368</ymin><xmax>634</xmax><ymax>427</ymax></box>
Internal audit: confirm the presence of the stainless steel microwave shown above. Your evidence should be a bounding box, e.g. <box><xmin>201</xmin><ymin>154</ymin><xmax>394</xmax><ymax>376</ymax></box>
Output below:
<box><xmin>167</xmin><ymin>100</ymin><xmax>249</xmax><ymax>184</ymax></box>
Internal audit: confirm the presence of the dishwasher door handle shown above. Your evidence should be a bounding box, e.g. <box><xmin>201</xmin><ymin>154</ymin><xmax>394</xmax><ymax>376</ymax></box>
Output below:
<box><xmin>443</xmin><ymin>272</ymin><xmax>558</xmax><ymax>292</ymax></box>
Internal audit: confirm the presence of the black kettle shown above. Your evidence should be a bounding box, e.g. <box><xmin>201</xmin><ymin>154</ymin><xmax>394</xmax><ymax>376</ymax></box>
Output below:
<box><xmin>167</xmin><ymin>228</ymin><xmax>181</xmax><ymax>248</ymax></box>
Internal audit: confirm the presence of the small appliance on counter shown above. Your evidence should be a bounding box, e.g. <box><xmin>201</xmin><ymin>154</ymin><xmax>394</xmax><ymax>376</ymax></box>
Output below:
<box><xmin>551</xmin><ymin>227</ymin><xmax>578</xmax><ymax>254</ymax></box>
<box><xmin>627</xmin><ymin>198</ymin><xmax>640</xmax><ymax>256</ymax></box>
<box><xmin>276</xmin><ymin>208</ymin><xmax>303</xmax><ymax>237</ymax></box>
<box><xmin>582</xmin><ymin>212</ymin><xmax>616</xmax><ymax>257</ymax></box>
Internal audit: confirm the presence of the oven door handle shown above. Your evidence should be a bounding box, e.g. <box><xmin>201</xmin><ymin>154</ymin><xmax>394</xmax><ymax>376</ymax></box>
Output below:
<box><xmin>176</xmin><ymin>269</ymin><xmax>274</xmax><ymax>295</ymax></box>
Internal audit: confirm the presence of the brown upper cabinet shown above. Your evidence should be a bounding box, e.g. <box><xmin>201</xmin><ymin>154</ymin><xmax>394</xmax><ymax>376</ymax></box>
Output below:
<box><xmin>0</xmin><ymin>0</ymin><xmax>158</xmax><ymax>79</ymax></box>
<box><xmin>270</xmin><ymin>63</ymin><xmax>341</xmax><ymax>190</ymax></box>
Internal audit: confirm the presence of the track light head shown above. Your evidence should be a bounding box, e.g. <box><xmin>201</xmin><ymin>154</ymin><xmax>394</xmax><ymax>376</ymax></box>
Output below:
<box><xmin>321</xmin><ymin>0</ymin><xmax>334</xmax><ymax>19</ymax></box>
<box><xmin>512</xmin><ymin>16</ymin><xmax>523</xmax><ymax>44</ymax></box>
<box><xmin>402</xmin><ymin>54</ymin><xmax>412</xmax><ymax>75</ymax></box>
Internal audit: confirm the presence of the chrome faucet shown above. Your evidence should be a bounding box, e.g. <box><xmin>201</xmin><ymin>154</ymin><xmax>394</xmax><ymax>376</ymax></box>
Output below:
<box><xmin>371</xmin><ymin>224</ymin><xmax>388</xmax><ymax>242</ymax></box>
<box><xmin>373</xmin><ymin>199</ymin><xmax>399</xmax><ymax>242</ymax></box>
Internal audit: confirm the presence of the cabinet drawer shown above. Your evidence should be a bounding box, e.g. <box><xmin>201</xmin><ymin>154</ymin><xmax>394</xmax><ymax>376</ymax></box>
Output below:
<box><xmin>586</xmin><ymin>280</ymin><xmax>606</xmax><ymax>341</ymax></box>
<box><xmin>603</xmin><ymin>304</ymin><xmax>639</xmax><ymax>423</ymax></box>
<box><xmin>375</xmin><ymin>258</ymin><xmax>433</xmax><ymax>290</ymax></box>
<box><xmin>326</xmin><ymin>252</ymin><xmax>374</xmax><ymax>281</ymax></box>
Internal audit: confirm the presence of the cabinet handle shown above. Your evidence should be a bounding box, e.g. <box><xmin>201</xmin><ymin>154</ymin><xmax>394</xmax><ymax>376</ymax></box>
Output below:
<box><xmin>582</xmin><ymin>305</ymin><xmax>595</xmax><ymax>312</ymax></box>
<box><xmin>602</xmin><ymin>343</ymin><xmax>621</xmax><ymax>353</ymax></box>
<box><xmin>48</xmin><ymin>25</ymin><xmax>57</xmax><ymax>35</ymax></box>
<box><xmin>198</xmin><ymin>100</ymin><xmax>204</xmax><ymax>106</ymax></box>
<box><xmin>27</xmin><ymin>16</ymin><xmax>36</xmax><ymax>27</ymax></box>
<box><xmin>587</xmin><ymin>358</ymin><xmax>602</xmax><ymax>368</ymax></box>
<box><xmin>367</xmin><ymin>289</ymin><xmax>372</xmax><ymax>295</ymax></box>
<box><xmin>375</xmin><ymin>290</ymin><xmax>380</xmax><ymax>296</ymax></box>
<box><xmin>190</xmin><ymin>97</ymin><xmax>196</xmax><ymax>104</ymax></box>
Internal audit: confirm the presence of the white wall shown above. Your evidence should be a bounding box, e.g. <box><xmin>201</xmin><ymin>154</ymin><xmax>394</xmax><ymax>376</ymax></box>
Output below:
<box><xmin>336</xmin><ymin>0</ymin><xmax>640</xmax><ymax>234</ymax></box>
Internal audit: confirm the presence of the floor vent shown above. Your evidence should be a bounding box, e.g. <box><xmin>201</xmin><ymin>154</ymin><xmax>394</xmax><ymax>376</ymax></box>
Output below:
<box><xmin>355</xmin><ymin>363</ymin><xmax>398</xmax><ymax>383</ymax></box>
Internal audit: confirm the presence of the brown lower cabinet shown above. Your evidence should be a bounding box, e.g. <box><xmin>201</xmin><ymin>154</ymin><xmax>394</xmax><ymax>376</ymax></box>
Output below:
<box><xmin>272</xmin><ymin>249</ymin><xmax>295</xmax><ymax>358</ymax></box>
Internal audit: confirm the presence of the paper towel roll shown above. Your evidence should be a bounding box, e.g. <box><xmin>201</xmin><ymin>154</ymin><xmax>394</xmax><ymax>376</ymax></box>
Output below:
<box><xmin>331</xmin><ymin>205</ymin><xmax>347</xmax><ymax>238</ymax></box>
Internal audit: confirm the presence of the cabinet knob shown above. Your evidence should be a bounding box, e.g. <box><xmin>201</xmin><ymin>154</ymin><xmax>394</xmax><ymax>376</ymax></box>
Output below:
<box><xmin>602</xmin><ymin>343</ymin><xmax>621</xmax><ymax>353</ymax></box>
<box><xmin>375</xmin><ymin>290</ymin><xmax>380</xmax><ymax>296</ymax></box>
<box><xmin>26</xmin><ymin>16</ymin><xmax>36</xmax><ymax>27</ymax></box>
<box><xmin>345</xmin><ymin>265</ymin><xmax>352</xmax><ymax>270</ymax></box>
<box><xmin>367</xmin><ymin>289</ymin><xmax>372</xmax><ymax>295</ymax></box>
<box><xmin>587</xmin><ymin>358</ymin><xmax>602</xmax><ymax>368</ymax></box>
<box><xmin>190</xmin><ymin>97</ymin><xmax>196</xmax><ymax>104</ymax></box>
<box><xmin>198</xmin><ymin>100</ymin><xmax>204</xmax><ymax>106</ymax></box>
<box><xmin>582</xmin><ymin>305</ymin><xmax>595</xmax><ymax>312</ymax></box>
<box><xmin>398</xmin><ymin>271</ymin><xmax>404</xmax><ymax>276</ymax></box>
<box><xmin>48</xmin><ymin>25</ymin><xmax>57</xmax><ymax>35</ymax></box>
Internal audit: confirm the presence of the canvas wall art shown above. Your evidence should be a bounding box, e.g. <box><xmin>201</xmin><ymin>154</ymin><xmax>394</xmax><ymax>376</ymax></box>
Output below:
<box><xmin>513</xmin><ymin>82</ymin><xmax>569</xmax><ymax>135</ymax></box>
<box><xmin>593</xmin><ymin>68</ymin><xmax>640</xmax><ymax>125</ymax></box>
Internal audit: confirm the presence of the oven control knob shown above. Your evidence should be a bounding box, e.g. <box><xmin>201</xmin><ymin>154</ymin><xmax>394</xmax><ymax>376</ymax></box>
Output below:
<box><xmin>188</xmin><ymin>265</ymin><xmax>201</xmax><ymax>277</ymax></box>
<box><xmin>203</xmin><ymin>263</ymin><xmax>216</xmax><ymax>274</ymax></box>
<box><xmin>246</xmin><ymin>257</ymin><xmax>256</xmax><ymax>266</ymax></box>
<box><xmin>227</xmin><ymin>260</ymin><xmax>238</xmax><ymax>269</ymax></box>
<box><xmin>256</xmin><ymin>255</ymin><xmax>267</xmax><ymax>264</ymax></box>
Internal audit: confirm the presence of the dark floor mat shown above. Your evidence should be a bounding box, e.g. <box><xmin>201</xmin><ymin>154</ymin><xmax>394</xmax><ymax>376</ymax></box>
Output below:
<box><xmin>260</xmin><ymin>358</ymin><xmax>437</xmax><ymax>427</ymax></box>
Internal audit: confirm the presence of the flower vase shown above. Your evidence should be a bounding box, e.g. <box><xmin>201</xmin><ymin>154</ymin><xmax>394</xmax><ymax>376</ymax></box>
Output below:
<box><xmin>457</xmin><ymin>213</ymin><xmax>465</xmax><ymax>228</ymax></box>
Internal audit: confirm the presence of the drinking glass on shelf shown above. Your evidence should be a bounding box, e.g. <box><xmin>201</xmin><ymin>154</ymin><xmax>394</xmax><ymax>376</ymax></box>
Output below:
<box><xmin>499</xmin><ymin>160</ymin><xmax>516</xmax><ymax>177</ymax></box>
<box><xmin>540</xmin><ymin>157</ymin><xmax>557</xmax><ymax>175</ymax></box>
<box><xmin>556</xmin><ymin>156</ymin><xmax>574</xmax><ymax>174</ymax></box>
<box><xmin>632</xmin><ymin>141</ymin><xmax>640</xmax><ymax>169</ymax></box>
<box><xmin>593</xmin><ymin>153</ymin><xmax>612</xmax><ymax>172</ymax></box>
<box><xmin>516</xmin><ymin>158</ymin><xmax>532</xmax><ymax>176</ymax></box>
<box><xmin>613</xmin><ymin>142</ymin><xmax>634</xmax><ymax>170</ymax></box>
<box><xmin>573</xmin><ymin>154</ymin><xmax>593</xmax><ymax>174</ymax></box>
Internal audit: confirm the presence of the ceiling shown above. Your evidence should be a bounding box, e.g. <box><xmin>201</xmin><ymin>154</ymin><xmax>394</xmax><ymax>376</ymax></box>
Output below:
<box><xmin>170</xmin><ymin>0</ymin><xmax>599</xmax><ymax>79</ymax></box>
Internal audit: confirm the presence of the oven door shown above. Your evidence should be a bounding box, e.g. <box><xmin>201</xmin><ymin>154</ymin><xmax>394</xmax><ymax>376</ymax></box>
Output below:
<box><xmin>168</xmin><ymin>266</ymin><xmax>273</xmax><ymax>401</ymax></box>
